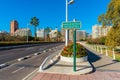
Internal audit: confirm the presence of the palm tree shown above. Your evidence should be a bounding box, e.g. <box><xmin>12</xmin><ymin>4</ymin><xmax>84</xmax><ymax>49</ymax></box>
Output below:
<box><xmin>30</xmin><ymin>17</ymin><xmax>39</xmax><ymax>40</ymax></box>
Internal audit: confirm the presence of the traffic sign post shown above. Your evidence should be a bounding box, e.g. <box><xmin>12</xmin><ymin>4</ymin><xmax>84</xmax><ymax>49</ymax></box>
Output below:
<box><xmin>62</xmin><ymin>20</ymin><xmax>81</xmax><ymax>72</ymax></box>
<box><xmin>73</xmin><ymin>29</ymin><xmax>76</xmax><ymax>71</ymax></box>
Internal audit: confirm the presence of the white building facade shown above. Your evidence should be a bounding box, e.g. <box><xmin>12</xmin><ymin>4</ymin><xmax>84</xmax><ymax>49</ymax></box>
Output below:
<box><xmin>92</xmin><ymin>24</ymin><xmax>111</xmax><ymax>39</ymax></box>
<box><xmin>15</xmin><ymin>28</ymin><xmax>32</xmax><ymax>36</ymax></box>
<box><xmin>36</xmin><ymin>29</ymin><xmax>45</xmax><ymax>39</ymax></box>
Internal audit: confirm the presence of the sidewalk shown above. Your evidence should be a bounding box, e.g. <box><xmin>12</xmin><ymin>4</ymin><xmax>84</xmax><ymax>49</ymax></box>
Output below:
<box><xmin>29</xmin><ymin>42</ymin><xmax>120</xmax><ymax>80</ymax></box>
<box><xmin>39</xmin><ymin>60</ymin><xmax>93</xmax><ymax>75</ymax></box>
<box><xmin>81</xmin><ymin>42</ymin><xmax>120</xmax><ymax>72</ymax></box>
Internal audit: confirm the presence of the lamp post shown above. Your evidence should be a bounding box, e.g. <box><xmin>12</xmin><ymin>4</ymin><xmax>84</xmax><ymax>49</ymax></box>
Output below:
<box><xmin>65</xmin><ymin>0</ymin><xmax>74</xmax><ymax>46</ymax></box>
<box><xmin>27</xmin><ymin>24</ymin><xmax>30</xmax><ymax>43</ymax></box>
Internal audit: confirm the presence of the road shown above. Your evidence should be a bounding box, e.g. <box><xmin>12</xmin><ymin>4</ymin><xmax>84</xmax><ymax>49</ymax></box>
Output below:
<box><xmin>0</xmin><ymin>43</ymin><xmax>63</xmax><ymax>64</ymax></box>
<box><xmin>0</xmin><ymin>43</ymin><xmax>64</xmax><ymax>80</ymax></box>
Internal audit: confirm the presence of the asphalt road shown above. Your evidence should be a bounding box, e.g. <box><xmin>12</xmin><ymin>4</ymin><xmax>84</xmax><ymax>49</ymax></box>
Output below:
<box><xmin>0</xmin><ymin>43</ymin><xmax>64</xmax><ymax>80</ymax></box>
<box><xmin>0</xmin><ymin>43</ymin><xmax>63</xmax><ymax>64</ymax></box>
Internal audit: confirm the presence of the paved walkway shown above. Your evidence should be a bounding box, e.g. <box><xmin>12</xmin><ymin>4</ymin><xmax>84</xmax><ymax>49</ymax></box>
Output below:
<box><xmin>32</xmin><ymin>71</ymin><xmax>120</xmax><ymax>80</ymax></box>
<box><xmin>82</xmin><ymin>42</ymin><xmax>120</xmax><ymax>72</ymax></box>
<box><xmin>31</xmin><ymin>42</ymin><xmax>120</xmax><ymax>80</ymax></box>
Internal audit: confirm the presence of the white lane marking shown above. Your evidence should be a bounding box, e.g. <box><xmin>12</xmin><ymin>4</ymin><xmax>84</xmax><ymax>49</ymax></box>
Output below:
<box><xmin>22</xmin><ymin>68</ymin><xmax>38</xmax><ymax>80</ymax></box>
<box><xmin>12</xmin><ymin>67</ymin><xmax>24</xmax><ymax>73</ymax></box>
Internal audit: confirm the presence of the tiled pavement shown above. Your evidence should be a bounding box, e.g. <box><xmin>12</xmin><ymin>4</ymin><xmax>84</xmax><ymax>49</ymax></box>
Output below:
<box><xmin>32</xmin><ymin>71</ymin><xmax>120</xmax><ymax>80</ymax></box>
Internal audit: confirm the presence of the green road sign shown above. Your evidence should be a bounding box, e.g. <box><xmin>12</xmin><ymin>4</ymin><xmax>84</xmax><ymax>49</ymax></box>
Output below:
<box><xmin>62</xmin><ymin>21</ymin><xmax>81</xmax><ymax>29</ymax></box>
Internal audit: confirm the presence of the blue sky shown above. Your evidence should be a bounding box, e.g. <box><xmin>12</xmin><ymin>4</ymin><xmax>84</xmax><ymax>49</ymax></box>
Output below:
<box><xmin>0</xmin><ymin>0</ymin><xmax>110</xmax><ymax>35</ymax></box>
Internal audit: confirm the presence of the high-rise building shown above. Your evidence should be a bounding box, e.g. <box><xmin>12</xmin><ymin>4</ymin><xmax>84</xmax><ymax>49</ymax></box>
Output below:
<box><xmin>92</xmin><ymin>24</ymin><xmax>111</xmax><ymax>39</ymax></box>
<box><xmin>10</xmin><ymin>20</ymin><xmax>19</xmax><ymax>36</ymax></box>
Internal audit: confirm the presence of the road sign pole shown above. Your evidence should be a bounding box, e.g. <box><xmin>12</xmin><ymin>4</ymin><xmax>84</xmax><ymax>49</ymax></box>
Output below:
<box><xmin>73</xmin><ymin>29</ymin><xmax>76</xmax><ymax>72</ymax></box>
<box><xmin>65</xmin><ymin>0</ymin><xmax>68</xmax><ymax>46</ymax></box>
<box><xmin>62</xmin><ymin>19</ymin><xmax>81</xmax><ymax>72</ymax></box>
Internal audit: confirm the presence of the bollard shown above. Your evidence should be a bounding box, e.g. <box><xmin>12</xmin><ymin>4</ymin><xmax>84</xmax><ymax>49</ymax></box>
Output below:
<box><xmin>106</xmin><ymin>47</ymin><xmax>108</xmax><ymax>56</ymax></box>
<box><xmin>112</xmin><ymin>48</ymin><xmax>116</xmax><ymax>60</ymax></box>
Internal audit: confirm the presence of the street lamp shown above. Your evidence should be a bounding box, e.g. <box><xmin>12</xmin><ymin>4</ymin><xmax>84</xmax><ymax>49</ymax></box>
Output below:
<box><xmin>65</xmin><ymin>0</ymin><xmax>74</xmax><ymax>46</ymax></box>
<box><xmin>27</xmin><ymin>24</ymin><xmax>30</xmax><ymax>43</ymax></box>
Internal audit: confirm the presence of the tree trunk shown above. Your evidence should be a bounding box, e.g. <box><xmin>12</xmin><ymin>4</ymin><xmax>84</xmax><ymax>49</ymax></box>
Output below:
<box><xmin>34</xmin><ymin>26</ymin><xmax>36</xmax><ymax>41</ymax></box>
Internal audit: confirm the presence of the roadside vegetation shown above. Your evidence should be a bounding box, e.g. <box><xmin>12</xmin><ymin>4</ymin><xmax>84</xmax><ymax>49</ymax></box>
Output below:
<box><xmin>0</xmin><ymin>33</ymin><xmax>63</xmax><ymax>47</ymax></box>
<box><xmin>87</xmin><ymin>37</ymin><xmax>106</xmax><ymax>45</ymax></box>
<box><xmin>98</xmin><ymin>0</ymin><xmax>120</xmax><ymax>47</ymax></box>
<box><xmin>88</xmin><ymin>0</ymin><xmax>120</xmax><ymax>47</ymax></box>
<box><xmin>86</xmin><ymin>0</ymin><xmax>120</xmax><ymax>61</ymax></box>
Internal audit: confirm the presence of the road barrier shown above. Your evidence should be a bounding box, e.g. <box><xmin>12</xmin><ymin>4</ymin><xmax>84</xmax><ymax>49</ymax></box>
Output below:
<box><xmin>0</xmin><ymin>64</ymin><xmax>8</xmax><ymax>69</ymax></box>
<box><xmin>39</xmin><ymin>50</ymin><xmax>61</xmax><ymax>72</ymax></box>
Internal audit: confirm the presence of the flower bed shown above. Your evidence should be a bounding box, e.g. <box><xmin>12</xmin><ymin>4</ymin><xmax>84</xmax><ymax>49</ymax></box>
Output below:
<box><xmin>61</xmin><ymin>42</ymin><xmax>87</xmax><ymax>62</ymax></box>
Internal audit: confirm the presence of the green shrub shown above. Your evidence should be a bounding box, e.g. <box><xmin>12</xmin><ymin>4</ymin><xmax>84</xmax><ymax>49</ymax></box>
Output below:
<box><xmin>61</xmin><ymin>42</ymin><xmax>87</xmax><ymax>58</ymax></box>
<box><xmin>87</xmin><ymin>37</ymin><xmax>106</xmax><ymax>45</ymax></box>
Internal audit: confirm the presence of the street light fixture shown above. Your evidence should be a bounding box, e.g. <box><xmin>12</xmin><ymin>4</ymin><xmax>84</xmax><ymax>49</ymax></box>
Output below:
<box><xmin>68</xmin><ymin>0</ymin><xmax>74</xmax><ymax>4</ymax></box>
<box><xmin>65</xmin><ymin>0</ymin><xmax>74</xmax><ymax>46</ymax></box>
